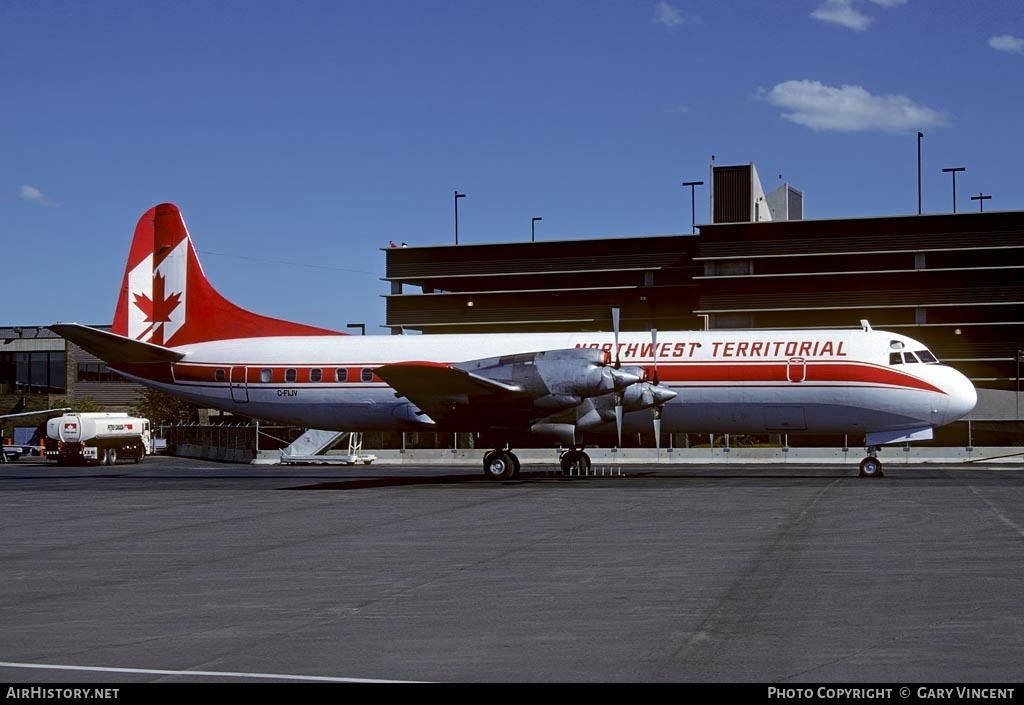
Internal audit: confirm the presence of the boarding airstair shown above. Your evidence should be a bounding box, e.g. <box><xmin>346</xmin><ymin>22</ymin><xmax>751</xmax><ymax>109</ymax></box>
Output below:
<box><xmin>279</xmin><ymin>429</ymin><xmax>376</xmax><ymax>465</ymax></box>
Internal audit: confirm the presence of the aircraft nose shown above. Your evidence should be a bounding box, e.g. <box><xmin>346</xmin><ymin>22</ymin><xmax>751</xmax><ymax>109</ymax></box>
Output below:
<box><xmin>942</xmin><ymin>367</ymin><xmax>977</xmax><ymax>424</ymax></box>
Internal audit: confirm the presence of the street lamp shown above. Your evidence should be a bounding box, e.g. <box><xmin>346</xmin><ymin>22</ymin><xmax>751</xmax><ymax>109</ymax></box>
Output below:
<box><xmin>682</xmin><ymin>181</ymin><xmax>704</xmax><ymax>234</ymax></box>
<box><xmin>917</xmin><ymin>132</ymin><xmax>924</xmax><ymax>215</ymax></box>
<box><xmin>941</xmin><ymin>167</ymin><xmax>965</xmax><ymax>213</ymax></box>
<box><xmin>454</xmin><ymin>191</ymin><xmax>466</xmax><ymax>244</ymax></box>
<box><xmin>531</xmin><ymin>217</ymin><xmax>542</xmax><ymax>242</ymax></box>
<box><xmin>970</xmin><ymin>192</ymin><xmax>992</xmax><ymax>212</ymax></box>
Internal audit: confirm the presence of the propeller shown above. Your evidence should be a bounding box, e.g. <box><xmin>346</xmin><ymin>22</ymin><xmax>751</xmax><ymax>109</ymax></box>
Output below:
<box><xmin>614</xmin><ymin>392</ymin><xmax>623</xmax><ymax>448</ymax></box>
<box><xmin>650</xmin><ymin>327</ymin><xmax>662</xmax><ymax>449</ymax></box>
<box><xmin>611</xmin><ymin>307</ymin><xmax>621</xmax><ymax>368</ymax></box>
<box><xmin>612</xmin><ymin>307</ymin><xmax>622</xmax><ymax>446</ymax></box>
<box><xmin>653</xmin><ymin>406</ymin><xmax>663</xmax><ymax>451</ymax></box>
<box><xmin>650</xmin><ymin>327</ymin><xmax>659</xmax><ymax>385</ymax></box>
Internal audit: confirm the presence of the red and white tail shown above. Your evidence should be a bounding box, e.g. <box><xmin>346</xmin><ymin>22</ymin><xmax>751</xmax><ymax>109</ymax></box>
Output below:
<box><xmin>111</xmin><ymin>203</ymin><xmax>342</xmax><ymax>347</ymax></box>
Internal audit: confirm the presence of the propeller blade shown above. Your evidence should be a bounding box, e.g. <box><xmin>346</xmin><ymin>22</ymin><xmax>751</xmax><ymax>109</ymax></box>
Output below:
<box><xmin>650</xmin><ymin>327</ymin><xmax>659</xmax><ymax>385</ymax></box>
<box><xmin>615</xmin><ymin>400</ymin><xmax>623</xmax><ymax>448</ymax></box>
<box><xmin>611</xmin><ymin>307</ymin><xmax>621</xmax><ymax>368</ymax></box>
<box><xmin>653</xmin><ymin>406</ymin><xmax>662</xmax><ymax>451</ymax></box>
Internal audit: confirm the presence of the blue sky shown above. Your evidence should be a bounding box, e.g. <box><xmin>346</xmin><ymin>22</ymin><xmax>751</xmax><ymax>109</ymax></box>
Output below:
<box><xmin>4</xmin><ymin>0</ymin><xmax>1022</xmax><ymax>332</ymax></box>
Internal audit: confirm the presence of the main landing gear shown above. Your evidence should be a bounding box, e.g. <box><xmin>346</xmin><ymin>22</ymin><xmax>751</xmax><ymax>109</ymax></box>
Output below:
<box><xmin>480</xmin><ymin>446</ymin><xmax>595</xmax><ymax>480</ymax></box>
<box><xmin>482</xmin><ymin>449</ymin><xmax>520</xmax><ymax>480</ymax></box>
<box><xmin>559</xmin><ymin>447</ymin><xmax>591</xmax><ymax>475</ymax></box>
<box><xmin>859</xmin><ymin>446</ymin><xmax>884</xmax><ymax>478</ymax></box>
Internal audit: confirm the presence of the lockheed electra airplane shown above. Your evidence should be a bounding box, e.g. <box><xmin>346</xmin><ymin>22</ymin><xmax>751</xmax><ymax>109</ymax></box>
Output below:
<box><xmin>50</xmin><ymin>203</ymin><xmax>977</xmax><ymax>479</ymax></box>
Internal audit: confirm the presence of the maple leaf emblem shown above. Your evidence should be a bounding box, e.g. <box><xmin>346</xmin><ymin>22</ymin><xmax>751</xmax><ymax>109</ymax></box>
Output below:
<box><xmin>132</xmin><ymin>271</ymin><xmax>183</xmax><ymax>343</ymax></box>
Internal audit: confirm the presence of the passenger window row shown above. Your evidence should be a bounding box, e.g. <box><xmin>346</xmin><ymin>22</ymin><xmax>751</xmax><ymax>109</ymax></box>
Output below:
<box><xmin>214</xmin><ymin>367</ymin><xmax>377</xmax><ymax>383</ymax></box>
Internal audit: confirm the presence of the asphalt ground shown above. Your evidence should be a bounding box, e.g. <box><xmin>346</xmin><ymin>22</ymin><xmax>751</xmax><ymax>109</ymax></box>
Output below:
<box><xmin>1</xmin><ymin>455</ymin><xmax>1022</xmax><ymax>683</ymax></box>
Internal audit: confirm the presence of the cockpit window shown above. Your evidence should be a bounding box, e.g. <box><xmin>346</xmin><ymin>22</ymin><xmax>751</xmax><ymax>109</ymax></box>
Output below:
<box><xmin>890</xmin><ymin>345</ymin><xmax>939</xmax><ymax>366</ymax></box>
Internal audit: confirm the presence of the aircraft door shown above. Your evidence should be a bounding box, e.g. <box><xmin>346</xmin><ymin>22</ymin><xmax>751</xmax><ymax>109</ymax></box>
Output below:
<box><xmin>230</xmin><ymin>366</ymin><xmax>249</xmax><ymax>403</ymax></box>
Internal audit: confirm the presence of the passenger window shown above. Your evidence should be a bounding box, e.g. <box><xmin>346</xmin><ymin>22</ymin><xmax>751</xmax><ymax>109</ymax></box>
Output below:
<box><xmin>917</xmin><ymin>350</ymin><xmax>938</xmax><ymax>364</ymax></box>
<box><xmin>360</xmin><ymin>368</ymin><xmax>374</xmax><ymax>383</ymax></box>
<box><xmin>285</xmin><ymin>368</ymin><xmax>297</xmax><ymax>383</ymax></box>
<box><xmin>310</xmin><ymin>368</ymin><xmax>322</xmax><ymax>383</ymax></box>
<box><xmin>335</xmin><ymin>368</ymin><xmax>348</xmax><ymax>383</ymax></box>
<box><xmin>214</xmin><ymin>369</ymin><xmax>226</xmax><ymax>382</ymax></box>
<box><xmin>903</xmin><ymin>352</ymin><xmax>920</xmax><ymax>364</ymax></box>
<box><xmin>889</xmin><ymin>352</ymin><xmax>902</xmax><ymax>365</ymax></box>
<box><xmin>260</xmin><ymin>368</ymin><xmax>272</xmax><ymax>383</ymax></box>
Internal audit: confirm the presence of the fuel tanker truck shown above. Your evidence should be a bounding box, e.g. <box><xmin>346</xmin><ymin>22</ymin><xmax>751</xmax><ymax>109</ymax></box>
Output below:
<box><xmin>45</xmin><ymin>412</ymin><xmax>151</xmax><ymax>465</ymax></box>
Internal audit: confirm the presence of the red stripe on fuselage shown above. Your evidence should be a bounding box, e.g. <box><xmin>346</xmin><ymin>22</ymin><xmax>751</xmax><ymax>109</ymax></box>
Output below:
<box><xmin>651</xmin><ymin>361</ymin><xmax>945</xmax><ymax>394</ymax></box>
<box><xmin>167</xmin><ymin>360</ymin><xmax>944</xmax><ymax>395</ymax></box>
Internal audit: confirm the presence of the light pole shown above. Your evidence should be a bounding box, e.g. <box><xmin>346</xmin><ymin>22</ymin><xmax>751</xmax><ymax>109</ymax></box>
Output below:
<box><xmin>531</xmin><ymin>217</ymin><xmax>542</xmax><ymax>242</ymax></box>
<box><xmin>454</xmin><ymin>191</ymin><xmax>466</xmax><ymax>244</ymax></box>
<box><xmin>917</xmin><ymin>131</ymin><xmax>924</xmax><ymax>215</ymax></box>
<box><xmin>682</xmin><ymin>180</ymin><xmax>704</xmax><ymax>234</ymax></box>
<box><xmin>1017</xmin><ymin>349</ymin><xmax>1023</xmax><ymax>420</ymax></box>
<box><xmin>971</xmin><ymin>192</ymin><xmax>992</xmax><ymax>212</ymax></box>
<box><xmin>941</xmin><ymin>167</ymin><xmax>965</xmax><ymax>213</ymax></box>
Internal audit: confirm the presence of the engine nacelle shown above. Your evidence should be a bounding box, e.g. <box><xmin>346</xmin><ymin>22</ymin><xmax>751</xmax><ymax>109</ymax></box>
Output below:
<box><xmin>593</xmin><ymin>382</ymin><xmax>678</xmax><ymax>422</ymax></box>
<box><xmin>454</xmin><ymin>348</ymin><xmax>640</xmax><ymax>412</ymax></box>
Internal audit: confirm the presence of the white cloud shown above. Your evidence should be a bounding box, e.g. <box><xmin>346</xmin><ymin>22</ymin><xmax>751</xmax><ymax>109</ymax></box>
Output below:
<box><xmin>811</xmin><ymin>0</ymin><xmax>906</xmax><ymax>31</ymax></box>
<box><xmin>653</xmin><ymin>1</ymin><xmax>685</xmax><ymax>28</ymax></box>
<box><xmin>763</xmin><ymin>80</ymin><xmax>951</xmax><ymax>134</ymax></box>
<box><xmin>19</xmin><ymin>184</ymin><xmax>53</xmax><ymax>206</ymax></box>
<box><xmin>989</xmin><ymin>35</ymin><xmax>1024</xmax><ymax>54</ymax></box>
<box><xmin>811</xmin><ymin>0</ymin><xmax>872</xmax><ymax>31</ymax></box>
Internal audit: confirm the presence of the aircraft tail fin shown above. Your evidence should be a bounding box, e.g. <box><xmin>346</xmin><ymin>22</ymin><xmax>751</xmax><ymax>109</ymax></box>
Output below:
<box><xmin>112</xmin><ymin>203</ymin><xmax>343</xmax><ymax>347</ymax></box>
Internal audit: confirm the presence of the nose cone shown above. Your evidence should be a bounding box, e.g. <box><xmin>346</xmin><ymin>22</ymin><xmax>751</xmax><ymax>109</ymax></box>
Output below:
<box><xmin>608</xmin><ymin>367</ymin><xmax>642</xmax><ymax>390</ymax></box>
<box><xmin>651</xmin><ymin>385</ymin><xmax>677</xmax><ymax>405</ymax></box>
<box><xmin>937</xmin><ymin>362</ymin><xmax>974</xmax><ymax>424</ymax></box>
<box><xmin>943</xmin><ymin>367</ymin><xmax>977</xmax><ymax>424</ymax></box>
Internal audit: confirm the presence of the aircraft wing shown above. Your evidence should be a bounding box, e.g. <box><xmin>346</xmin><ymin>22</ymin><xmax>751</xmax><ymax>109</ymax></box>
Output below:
<box><xmin>49</xmin><ymin>324</ymin><xmax>185</xmax><ymax>365</ymax></box>
<box><xmin>375</xmin><ymin>349</ymin><xmax>643</xmax><ymax>432</ymax></box>
<box><xmin>374</xmin><ymin>361</ymin><xmax>537</xmax><ymax>428</ymax></box>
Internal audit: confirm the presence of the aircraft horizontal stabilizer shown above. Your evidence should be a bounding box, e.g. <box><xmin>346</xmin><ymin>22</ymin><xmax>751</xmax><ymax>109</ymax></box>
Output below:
<box><xmin>49</xmin><ymin>324</ymin><xmax>185</xmax><ymax>366</ymax></box>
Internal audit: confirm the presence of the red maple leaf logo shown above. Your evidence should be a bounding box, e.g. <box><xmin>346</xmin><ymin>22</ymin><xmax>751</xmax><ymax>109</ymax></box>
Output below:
<box><xmin>133</xmin><ymin>272</ymin><xmax>183</xmax><ymax>343</ymax></box>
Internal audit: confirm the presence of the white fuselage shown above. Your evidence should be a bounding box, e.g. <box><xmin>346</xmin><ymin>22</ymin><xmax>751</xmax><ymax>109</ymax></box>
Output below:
<box><xmin>119</xmin><ymin>328</ymin><xmax>977</xmax><ymax>442</ymax></box>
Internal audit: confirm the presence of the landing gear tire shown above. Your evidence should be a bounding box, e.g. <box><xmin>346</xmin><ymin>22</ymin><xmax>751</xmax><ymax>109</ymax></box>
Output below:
<box><xmin>859</xmin><ymin>456</ymin><xmax>884</xmax><ymax>478</ymax></box>
<box><xmin>483</xmin><ymin>450</ymin><xmax>518</xmax><ymax>480</ymax></box>
<box><xmin>560</xmin><ymin>449</ymin><xmax>591</xmax><ymax>476</ymax></box>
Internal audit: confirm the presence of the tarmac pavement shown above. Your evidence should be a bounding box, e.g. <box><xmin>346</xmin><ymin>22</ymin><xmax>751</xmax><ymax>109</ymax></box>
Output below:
<box><xmin>1</xmin><ymin>456</ymin><xmax>1022</xmax><ymax>682</ymax></box>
